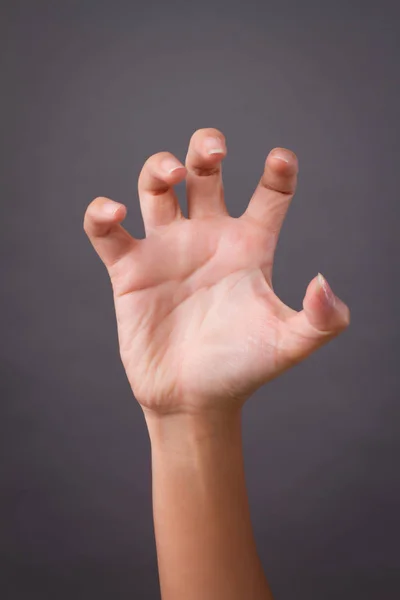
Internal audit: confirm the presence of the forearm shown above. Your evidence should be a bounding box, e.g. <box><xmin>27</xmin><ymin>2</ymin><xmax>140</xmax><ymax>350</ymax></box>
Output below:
<box><xmin>144</xmin><ymin>408</ymin><xmax>274</xmax><ymax>600</ymax></box>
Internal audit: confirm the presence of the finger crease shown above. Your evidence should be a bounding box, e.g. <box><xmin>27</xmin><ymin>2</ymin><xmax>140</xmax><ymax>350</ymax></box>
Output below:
<box><xmin>190</xmin><ymin>166</ymin><xmax>220</xmax><ymax>177</ymax></box>
<box><xmin>262</xmin><ymin>181</ymin><xmax>294</xmax><ymax>196</ymax></box>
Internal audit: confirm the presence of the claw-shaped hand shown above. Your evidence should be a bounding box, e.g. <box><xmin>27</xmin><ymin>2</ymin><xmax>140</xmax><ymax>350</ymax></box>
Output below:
<box><xmin>84</xmin><ymin>128</ymin><xmax>350</xmax><ymax>415</ymax></box>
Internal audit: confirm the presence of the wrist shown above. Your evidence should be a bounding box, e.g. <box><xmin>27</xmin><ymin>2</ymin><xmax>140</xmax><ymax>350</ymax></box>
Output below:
<box><xmin>142</xmin><ymin>406</ymin><xmax>243</xmax><ymax>453</ymax></box>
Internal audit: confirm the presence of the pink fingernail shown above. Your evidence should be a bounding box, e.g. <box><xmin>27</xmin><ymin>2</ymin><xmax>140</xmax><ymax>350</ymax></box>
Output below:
<box><xmin>204</xmin><ymin>136</ymin><xmax>226</xmax><ymax>155</ymax></box>
<box><xmin>161</xmin><ymin>158</ymin><xmax>185</xmax><ymax>174</ymax></box>
<box><xmin>317</xmin><ymin>272</ymin><xmax>336</xmax><ymax>307</ymax></box>
<box><xmin>270</xmin><ymin>149</ymin><xmax>290</xmax><ymax>163</ymax></box>
<box><xmin>103</xmin><ymin>201</ymin><xmax>121</xmax><ymax>216</ymax></box>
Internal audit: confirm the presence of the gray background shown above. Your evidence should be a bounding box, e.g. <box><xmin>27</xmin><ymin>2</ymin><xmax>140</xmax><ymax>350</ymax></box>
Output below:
<box><xmin>1</xmin><ymin>0</ymin><xmax>399</xmax><ymax>598</ymax></box>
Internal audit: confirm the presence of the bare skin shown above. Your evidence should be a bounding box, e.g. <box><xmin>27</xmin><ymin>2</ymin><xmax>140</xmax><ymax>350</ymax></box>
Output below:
<box><xmin>83</xmin><ymin>127</ymin><xmax>350</xmax><ymax>600</ymax></box>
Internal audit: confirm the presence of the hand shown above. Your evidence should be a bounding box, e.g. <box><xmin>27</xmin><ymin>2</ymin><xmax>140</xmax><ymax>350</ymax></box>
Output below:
<box><xmin>84</xmin><ymin>128</ymin><xmax>350</xmax><ymax>416</ymax></box>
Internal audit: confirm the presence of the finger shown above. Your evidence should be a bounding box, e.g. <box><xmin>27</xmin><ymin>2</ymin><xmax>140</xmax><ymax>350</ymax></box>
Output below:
<box><xmin>242</xmin><ymin>147</ymin><xmax>298</xmax><ymax>238</ymax></box>
<box><xmin>184</xmin><ymin>127</ymin><xmax>228</xmax><ymax>219</ymax></box>
<box><xmin>283</xmin><ymin>273</ymin><xmax>350</xmax><ymax>362</ymax></box>
<box><xmin>83</xmin><ymin>197</ymin><xmax>136</xmax><ymax>269</ymax></box>
<box><xmin>138</xmin><ymin>152</ymin><xmax>187</xmax><ymax>235</ymax></box>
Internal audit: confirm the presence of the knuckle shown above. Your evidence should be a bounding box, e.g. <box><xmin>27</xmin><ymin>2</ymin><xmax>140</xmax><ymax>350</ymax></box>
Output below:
<box><xmin>83</xmin><ymin>215</ymin><xmax>93</xmax><ymax>235</ymax></box>
<box><xmin>146</xmin><ymin>151</ymin><xmax>171</xmax><ymax>164</ymax></box>
<box><xmin>83</xmin><ymin>205</ymin><xmax>93</xmax><ymax>227</ymax></box>
<box><xmin>87</xmin><ymin>197</ymin><xmax>103</xmax><ymax>215</ymax></box>
<box><xmin>207</xmin><ymin>127</ymin><xmax>225</xmax><ymax>141</ymax></box>
<box><xmin>190</xmin><ymin>127</ymin><xmax>225</xmax><ymax>143</ymax></box>
<box><xmin>91</xmin><ymin>196</ymin><xmax>105</xmax><ymax>206</ymax></box>
<box><xmin>83</xmin><ymin>197</ymin><xmax>105</xmax><ymax>231</ymax></box>
<box><xmin>141</xmin><ymin>152</ymin><xmax>175</xmax><ymax>176</ymax></box>
<box><xmin>141</xmin><ymin>152</ymin><xmax>163</xmax><ymax>171</ymax></box>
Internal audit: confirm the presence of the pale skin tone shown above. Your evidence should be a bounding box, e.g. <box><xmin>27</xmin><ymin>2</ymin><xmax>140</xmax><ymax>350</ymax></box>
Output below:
<box><xmin>84</xmin><ymin>127</ymin><xmax>350</xmax><ymax>600</ymax></box>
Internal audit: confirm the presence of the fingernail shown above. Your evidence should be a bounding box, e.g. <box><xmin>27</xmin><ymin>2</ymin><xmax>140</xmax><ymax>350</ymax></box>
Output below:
<box><xmin>317</xmin><ymin>272</ymin><xmax>336</xmax><ymax>307</ymax></box>
<box><xmin>270</xmin><ymin>149</ymin><xmax>290</xmax><ymax>163</ymax></box>
<box><xmin>103</xmin><ymin>201</ymin><xmax>122</xmax><ymax>216</ymax></box>
<box><xmin>161</xmin><ymin>157</ymin><xmax>185</xmax><ymax>174</ymax></box>
<box><xmin>204</xmin><ymin>136</ymin><xmax>226</xmax><ymax>155</ymax></box>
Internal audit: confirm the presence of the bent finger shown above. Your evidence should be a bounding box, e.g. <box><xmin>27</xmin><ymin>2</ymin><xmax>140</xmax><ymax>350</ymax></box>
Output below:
<box><xmin>242</xmin><ymin>147</ymin><xmax>298</xmax><ymax>236</ymax></box>
<box><xmin>83</xmin><ymin>196</ymin><xmax>136</xmax><ymax>269</ymax></box>
<box><xmin>184</xmin><ymin>127</ymin><xmax>228</xmax><ymax>218</ymax></box>
<box><xmin>138</xmin><ymin>152</ymin><xmax>187</xmax><ymax>235</ymax></box>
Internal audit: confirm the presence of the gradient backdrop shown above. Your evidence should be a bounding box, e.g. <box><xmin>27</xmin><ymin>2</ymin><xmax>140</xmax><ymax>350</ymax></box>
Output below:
<box><xmin>1</xmin><ymin>1</ymin><xmax>399</xmax><ymax>598</ymax></box>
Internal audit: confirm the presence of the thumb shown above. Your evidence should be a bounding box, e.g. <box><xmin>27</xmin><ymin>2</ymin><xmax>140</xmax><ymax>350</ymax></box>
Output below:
<box><xmin>302</xmin><ymin>272</ymin><xmax>350</xmax><ymax>333</ymax></box>
<box><xmin>284</xmin><ymin>273</ymin><xmax>350</xmax><ymax>361</ymax></box>
<box><xmin>83</xmin><ymin>197</ymin><xmax>136</xmax><ymax>270</ymax></box>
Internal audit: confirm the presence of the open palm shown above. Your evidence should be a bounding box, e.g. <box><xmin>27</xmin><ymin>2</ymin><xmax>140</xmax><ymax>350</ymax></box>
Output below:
<box><xmin>84</xmin><ymin>128</ymin><xmax>350</xmax><ymax>415</ymax></box>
